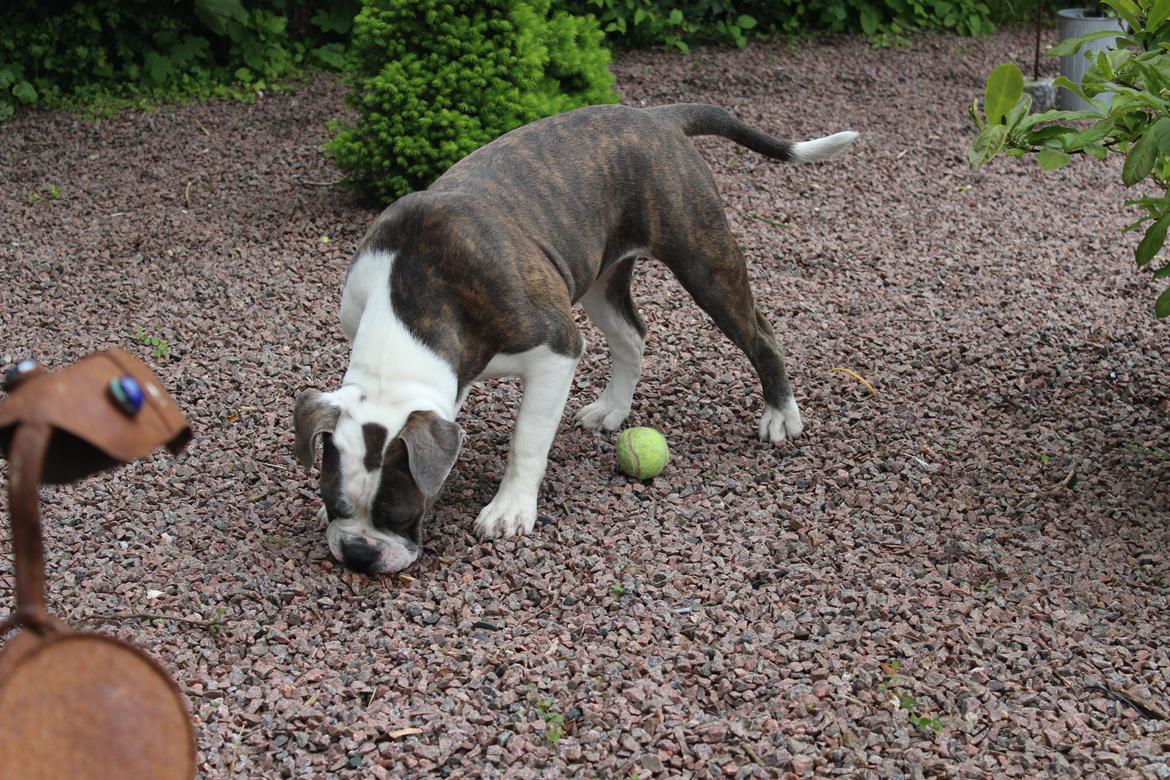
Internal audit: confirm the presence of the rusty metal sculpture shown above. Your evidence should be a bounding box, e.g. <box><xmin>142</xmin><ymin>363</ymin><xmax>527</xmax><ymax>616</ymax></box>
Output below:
<box><xmin>0</xmin><ymin>348</ymin><xmax>197</xmax><ymax>779</ymax></box>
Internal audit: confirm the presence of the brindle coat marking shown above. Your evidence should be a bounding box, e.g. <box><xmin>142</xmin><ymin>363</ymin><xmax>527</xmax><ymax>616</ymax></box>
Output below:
<box><xmin>356</xmin><ymin>103</ymin><xmax>822</xmax><ymax>409</ymax></box>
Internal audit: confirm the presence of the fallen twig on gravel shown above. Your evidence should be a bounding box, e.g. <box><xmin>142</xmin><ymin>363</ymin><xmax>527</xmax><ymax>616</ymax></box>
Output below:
<box><xmin>745</xmin><ymin>212</ymin><xmax>790</xmax><ymax>229</ymax></box>
<box><xmin>827</xmin><ymin>367</ymin><xmax>878</xmax><ymax>397</ymax></box>
<box><xmin>1047</xmin><ymin>465</ymin><xmax>1079</xmax><ymax>493</ymax></box>
<box><xmin>472</xmin><ymin>620</ymin><xmax>503</xmax><ymax>631</ymax></box>
<box><xmin>82</xmin><ymin>612</ymin><xmax>212</xmax><ymax>626</ymax></box>
<box><xmin>525</xmin><ymin>600</ymin><xmax>558</xmax><ymax>625</ymax></box>
<box><xmin>386</xmin><ymin>727</ymin><xmax>424</xmax><ymax>739</ymax></box>
<box><xmin>1085</xmin><ymin>682</ymin><xmax>1168</xmax><ymax>720</ymax></box>
<box><xmin>739</xmin><ymin>741</ymin><xmax>765</xmax><ymax>765</ymax></box>
<box><xmin>294</xmin><ymin>176</ymin><xmax>346</xmax><ymax>187</ymax></box>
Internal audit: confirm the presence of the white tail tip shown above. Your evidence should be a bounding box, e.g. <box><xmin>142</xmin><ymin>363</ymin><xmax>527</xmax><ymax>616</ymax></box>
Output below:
<box><xmin>791</xmin><ymin>130</ymin><xmax>859</xmax><ymax>163</ymax></box>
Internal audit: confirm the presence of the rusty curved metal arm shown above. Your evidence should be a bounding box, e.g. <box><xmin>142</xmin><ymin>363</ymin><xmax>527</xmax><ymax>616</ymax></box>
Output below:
<box><xmin>1</xmin><ymin>420</ymin><xmax>64</xmax><ymax>636</ymax></box>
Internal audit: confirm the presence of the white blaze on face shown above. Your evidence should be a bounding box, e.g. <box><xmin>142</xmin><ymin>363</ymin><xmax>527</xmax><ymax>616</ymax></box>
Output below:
<box><xmin>324</xmin><ymin>399</ymin><xmax>420</xmax><ymax>573</ymax></box>
<box><xmin>332</xmin><ymin>405</ymin><xmax>400</xmax><ymax>523</ymax></box>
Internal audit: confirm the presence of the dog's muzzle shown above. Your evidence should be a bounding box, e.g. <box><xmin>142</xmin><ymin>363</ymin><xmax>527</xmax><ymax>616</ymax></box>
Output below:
<box><xmin>326</xmin><ymin>520</ymin><xmax>420</xmax><ymax>574</ymax></box>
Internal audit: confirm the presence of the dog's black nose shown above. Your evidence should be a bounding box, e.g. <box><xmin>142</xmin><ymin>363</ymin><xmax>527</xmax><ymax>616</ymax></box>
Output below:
<box><xmin>340</xmin><ymin>538</ymin><xmax>380</xmax><ymax>573</ymax></box>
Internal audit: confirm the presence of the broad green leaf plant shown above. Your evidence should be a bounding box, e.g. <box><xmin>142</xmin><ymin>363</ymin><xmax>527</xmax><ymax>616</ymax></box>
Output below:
<box><xmin>968</xmin><ymin>0</ymin><xmax>1170</xmax><ymax>317</ymax></box>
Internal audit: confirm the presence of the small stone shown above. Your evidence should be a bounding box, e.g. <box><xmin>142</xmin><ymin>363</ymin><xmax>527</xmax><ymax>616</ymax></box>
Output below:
<box><xmin>639</xmin><ymin>754</ymin><xmax>665</xmax><ymax>772</ymax></box>
<box><xmin>791</xmin><ymin>755</ymin><xmax>815</xmax><ymax>775</ymax></box>
<box><xmin>1095</xmin><ymin>752</ymin><xmax>1123</xmax><ymax>767</ymax></box>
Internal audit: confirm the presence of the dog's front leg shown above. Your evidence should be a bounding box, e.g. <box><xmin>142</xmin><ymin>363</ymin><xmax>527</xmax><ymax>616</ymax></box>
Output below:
<box><xmin>474</xmin><ymin>345</ymin><xmax>581</xmax><ymax>539</ymax></box>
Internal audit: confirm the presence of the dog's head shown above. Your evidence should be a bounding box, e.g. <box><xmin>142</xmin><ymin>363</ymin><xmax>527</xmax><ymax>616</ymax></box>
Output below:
<box><xmin>293</xmin><ymin>387</ymin><xmax>463</xmax><ymax>574</ymax></box>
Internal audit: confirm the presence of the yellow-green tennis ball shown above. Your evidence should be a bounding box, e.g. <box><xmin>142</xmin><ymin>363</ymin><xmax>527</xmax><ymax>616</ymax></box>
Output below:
<box><xmin>616</xmin><ymin>427</ymin><xmax>669</xmax><ymax>480</ymax></box>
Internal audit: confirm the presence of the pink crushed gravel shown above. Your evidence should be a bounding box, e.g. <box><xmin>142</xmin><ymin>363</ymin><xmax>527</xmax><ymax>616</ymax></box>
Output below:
<box><xmin>2</xmin><ymin>27</ymin><xmax>1169</xmax><ymax>778</ymax></box>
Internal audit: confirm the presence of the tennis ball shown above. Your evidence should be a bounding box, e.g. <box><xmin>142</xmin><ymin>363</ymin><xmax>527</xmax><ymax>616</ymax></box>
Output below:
<box><xmin>616</xmin><ymin>427</ymin><xmax>669</xmax><ymax>480</ymax></box>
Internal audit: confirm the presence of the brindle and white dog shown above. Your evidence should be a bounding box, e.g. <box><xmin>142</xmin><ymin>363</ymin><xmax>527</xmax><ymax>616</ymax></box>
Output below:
<box><xmin>294</xmin><ymin>103</ymin><xmax>857</xmax><ymax>573</ymax></box>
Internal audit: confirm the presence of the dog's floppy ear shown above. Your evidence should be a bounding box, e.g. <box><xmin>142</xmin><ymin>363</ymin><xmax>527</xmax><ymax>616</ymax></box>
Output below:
<box><xmin>293</xmin><ymin>390</ymin><xmax>341</xmax><ymax>469</ymax></box>
<box><xmin>398</xmin><ymin>410</ymin><xmax>464</xmax><ymax>498</ymax></box>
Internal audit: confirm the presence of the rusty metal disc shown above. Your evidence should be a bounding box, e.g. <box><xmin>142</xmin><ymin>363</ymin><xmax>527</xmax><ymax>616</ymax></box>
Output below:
<box><xmin>0</xmin><ymin>629</ymin><xmax>196</xmax><ymax>780</ymax></box>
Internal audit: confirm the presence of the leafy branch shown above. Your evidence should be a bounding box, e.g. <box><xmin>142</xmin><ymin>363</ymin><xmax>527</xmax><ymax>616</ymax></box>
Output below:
<box><xmin>968</xmin><ymin>0</ymin><xmax>1170</xmax><ymax>316</ymax></box>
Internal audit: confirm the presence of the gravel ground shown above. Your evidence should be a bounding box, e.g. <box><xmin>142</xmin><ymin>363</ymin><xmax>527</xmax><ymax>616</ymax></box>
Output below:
<box><xmin>3</xmin><ymin>27</ymin><xmax>1170</xmax><ymax>779</ymax></box>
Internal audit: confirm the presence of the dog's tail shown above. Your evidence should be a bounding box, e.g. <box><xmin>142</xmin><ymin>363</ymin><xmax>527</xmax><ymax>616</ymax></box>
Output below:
<box><xmin>645</xmin><ymin>103</ymin><xmax>858</xmax><ymax>163</ymax></box>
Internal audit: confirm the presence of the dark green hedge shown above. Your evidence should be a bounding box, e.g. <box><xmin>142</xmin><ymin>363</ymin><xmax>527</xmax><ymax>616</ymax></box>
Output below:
<box><xmin>2</xmin><ymin>0</ymin><xmax>1041</xmax><ymax>122</ymax></box>
<box><xmin>4</xmin><ymin>0</ymin><xmax>1048</xmax><ymax>123</ymax></box>
<box><xmin>558</xmin><ymin>0</ymin><xmax>1000</xmax><ymax>49</ymax></box>
<box><xmin>0</xmin><ymin>0</ymin><xmax>357</xmax><ymax>119</ymax></box>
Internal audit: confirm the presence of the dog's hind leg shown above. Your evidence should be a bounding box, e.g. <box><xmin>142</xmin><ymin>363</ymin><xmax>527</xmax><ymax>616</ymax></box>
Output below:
<box><xmin>575</xmin><ymin>257</ymin><xmax>646</xmax><ymax>431</ymax></box>
<box><xmin>658</xmin><ymin>231</ymin><xmax>803</xmax><ymax>444</ymax></box>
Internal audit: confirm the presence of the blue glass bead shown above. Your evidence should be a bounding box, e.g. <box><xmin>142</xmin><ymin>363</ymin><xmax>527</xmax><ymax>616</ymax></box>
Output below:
<box><xmin>109</xmin><ymin>375</ymin><xmax>144</xmax><ymax>415</ymax></box>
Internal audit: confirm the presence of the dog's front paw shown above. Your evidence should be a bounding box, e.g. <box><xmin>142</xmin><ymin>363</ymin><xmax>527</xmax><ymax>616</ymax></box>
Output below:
<box><xmin>759</xmin><ymin>398</ymin><xmax>803</xmax><ymax>443</ymax></box>
<box><xmin>474</xmin><ymin>490</ymin><xmax>538</xmax><ymax>540</ymax></box>
<box><xmin>574</xmin><ymin>396</ymin><xmax>630</xmax><ymax>431</ymax></box>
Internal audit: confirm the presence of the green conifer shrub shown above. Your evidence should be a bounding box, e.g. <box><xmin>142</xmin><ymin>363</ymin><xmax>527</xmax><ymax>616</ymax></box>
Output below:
<box><xmin>325</xmin><ymin>0</ymin><xmax>619</xmax><ymax>204</ymax></box>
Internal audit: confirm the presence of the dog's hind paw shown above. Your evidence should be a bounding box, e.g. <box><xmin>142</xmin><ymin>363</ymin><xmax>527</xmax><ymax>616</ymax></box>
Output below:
<box><xmin>474</xmin><ymin>490</ymin><xmax>538</xmax><ymax>540</ymax></box>
<box><xmin>759</xmin><ymin>398</ymin><xmax>803</xmax><ymax>443</ymax></box>
<box><xmin>574</xmin><ymin>397</ymin><xmax>631</xmax><ymax>431</ymax></box>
